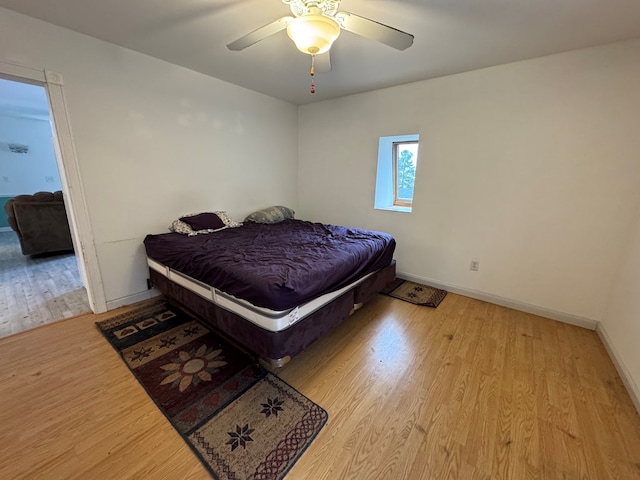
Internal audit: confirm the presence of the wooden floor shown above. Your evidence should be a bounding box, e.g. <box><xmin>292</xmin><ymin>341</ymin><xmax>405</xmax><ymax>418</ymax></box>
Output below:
<box><xmin>0</xmin><ymin>231</ymin><xmax>91</xmax><ymax>338</ymax></box>
<box><xmin>1</xmin><ymin>293</ymin><xmax>639</xmax><ymax>479</ymax></box>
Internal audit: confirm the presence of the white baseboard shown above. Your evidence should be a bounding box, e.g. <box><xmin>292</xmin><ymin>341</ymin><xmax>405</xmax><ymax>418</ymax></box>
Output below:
<box><xmin>105</xmin><ymin>288</ymin><xmax>163</xmax><ymax>311</ymax></box>
<box><xmin>596</xmin><ymin>323</ymin><xmax>640</xmax><ymax>414</ymax></box>
<box><xmin>0</xmin><ymin>226</ymin><xmax>13</xmax><ymax>232</ymax></box>
<box><xmin>396</xmin><ymin>271</ymin><xmax>598</xmax><ymax>330</ymax></box>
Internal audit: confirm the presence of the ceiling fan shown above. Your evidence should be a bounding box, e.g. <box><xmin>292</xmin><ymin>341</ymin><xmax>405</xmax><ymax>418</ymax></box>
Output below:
<box><xmin>227</xmin><ymin>0</ymin><xmax>414</xmax><ymax>92</ymax></box>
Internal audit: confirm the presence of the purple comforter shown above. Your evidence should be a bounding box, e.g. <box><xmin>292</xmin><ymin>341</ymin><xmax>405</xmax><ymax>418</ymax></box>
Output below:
<box><xmin>144</xmin><ymin>219</ymin><xmax>395</xmax><ymax>311</ymax></box>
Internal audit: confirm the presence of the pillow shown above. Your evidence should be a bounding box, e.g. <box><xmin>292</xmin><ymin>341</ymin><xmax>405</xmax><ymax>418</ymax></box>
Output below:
<box><xmin>170</xmin><ymin>211</ymin><xmax>241</xmax><ymax>236</ymax></box>
<box><xmin>244</xmin><ymin>206</ymin><xmax>295</xmax><ymax>224</ymax></box>
<box><xmin>180</xmin><ymin>212</ymin><xmax>225</xmax><ymax>231</ymax></box>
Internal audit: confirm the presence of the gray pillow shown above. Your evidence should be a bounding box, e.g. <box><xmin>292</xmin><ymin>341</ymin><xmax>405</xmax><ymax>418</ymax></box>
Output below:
<box><xmin>244</xmin><ymin>206</ymin><xmax>295</xmax><ymax>224</ymax></box>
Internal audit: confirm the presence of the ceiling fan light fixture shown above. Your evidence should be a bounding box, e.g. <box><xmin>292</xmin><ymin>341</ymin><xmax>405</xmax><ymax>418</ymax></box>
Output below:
<box><xmin>286</xmin><ymin>14</ymin><xmax>341</xmax><ymax>55</ymax></box>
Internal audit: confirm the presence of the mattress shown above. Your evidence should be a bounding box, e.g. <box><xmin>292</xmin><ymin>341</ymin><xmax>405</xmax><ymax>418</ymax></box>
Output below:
<box><xmin>143</xmin><ymin>219</ymin><xmax>396</xmax><ymax>311</ymax></box>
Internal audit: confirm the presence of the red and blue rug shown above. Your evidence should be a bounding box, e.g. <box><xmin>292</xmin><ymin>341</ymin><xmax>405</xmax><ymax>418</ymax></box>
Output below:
<box><xmin>96</xmin><ymin>301</ymin><xmax>327</xmax><ymax>480</ymax></box>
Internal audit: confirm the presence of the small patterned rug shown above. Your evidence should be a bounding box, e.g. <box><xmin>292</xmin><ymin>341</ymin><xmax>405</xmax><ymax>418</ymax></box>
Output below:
<box><xmin>96</xmin><ymin>301</ymin><xmax>327</xmax><ymax>480</ymax></box>
<box><xmin>381</xmin><ymin>278</ymin><xmax>448</xmax><ymax>307</ymax></box>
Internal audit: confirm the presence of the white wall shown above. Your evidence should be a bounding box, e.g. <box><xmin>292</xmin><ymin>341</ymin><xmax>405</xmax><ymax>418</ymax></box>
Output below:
<box><xmin>601</xmin><ymin>208</ymin><xmax>640</xmax><ymax>409</ymax></box>
<box><xmin>298</xmin><ymin>39</ymin><xmax>640</xmax><ymax>325</ymax></box>
<box><xmin>0</xmin><ymin>114</ymin><xmax>61</xmax><ymax>195</ymax></box>
<box><xmin>0</xmin><ymin>7</ymin><xmax>299</xmax><ymax>307</ymax></box>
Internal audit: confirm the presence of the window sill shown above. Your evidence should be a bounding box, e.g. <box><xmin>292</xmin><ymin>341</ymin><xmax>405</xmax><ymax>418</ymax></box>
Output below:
<box><xmin>374</xmin><ymin>206</ymin><xmax>412</xmax><ymax>213</ymax></box>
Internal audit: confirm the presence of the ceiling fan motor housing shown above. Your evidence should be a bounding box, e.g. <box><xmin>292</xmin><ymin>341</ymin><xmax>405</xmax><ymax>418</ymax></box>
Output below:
<box><xmin>284</xmin><ymin>0</ymin><xmax>341</xmax><ymax>18</ymax></box>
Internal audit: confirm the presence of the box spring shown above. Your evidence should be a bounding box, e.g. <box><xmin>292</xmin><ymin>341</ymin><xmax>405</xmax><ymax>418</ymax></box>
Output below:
<box><xmin>149</xmin><ymin>260</ymin><xmax>396</xmax><ymax>366</ymax></box>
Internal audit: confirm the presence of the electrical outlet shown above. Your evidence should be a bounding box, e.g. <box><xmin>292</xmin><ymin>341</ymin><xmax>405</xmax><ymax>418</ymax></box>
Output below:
<box><xmin>45</xmin><ymin>176</ymin><xmax>54</xmax><ymax>183</ymax></box>
<box><xmin>470</xmin><ymin>260</ymin><xmax>479</xmax><ymax>271</ymax></box>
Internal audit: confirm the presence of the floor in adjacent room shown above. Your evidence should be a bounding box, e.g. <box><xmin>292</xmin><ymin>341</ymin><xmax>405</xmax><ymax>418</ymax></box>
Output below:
<box><xmin>0</xmin><ymin>230</ymin><xmax>91</xmax><ymax>337</ymax></box>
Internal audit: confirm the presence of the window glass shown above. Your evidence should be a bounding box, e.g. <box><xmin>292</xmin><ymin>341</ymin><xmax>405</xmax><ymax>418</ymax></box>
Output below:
<box><xmin>393</xmin><ymin>141</ymin><xmax>418</xmax><ymax>206</ymax></box>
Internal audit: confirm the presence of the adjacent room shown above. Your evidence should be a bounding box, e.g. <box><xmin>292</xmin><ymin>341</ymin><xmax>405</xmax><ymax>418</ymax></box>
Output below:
<box><xmin>0</xmin><ymin>1</ymin><xmax>639</xmax><ymax>478</ymax></box>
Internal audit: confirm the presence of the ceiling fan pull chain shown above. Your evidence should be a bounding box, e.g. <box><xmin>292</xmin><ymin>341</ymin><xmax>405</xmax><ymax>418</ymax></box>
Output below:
<box><xmin>310</xmin><ymin>54</ymin><xmax>316</xmax><ymax>93</ymax></box>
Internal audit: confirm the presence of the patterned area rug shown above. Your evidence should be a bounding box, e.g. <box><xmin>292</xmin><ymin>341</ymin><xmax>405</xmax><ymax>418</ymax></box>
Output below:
<box><xmin>381</xmin><ymin>278</ymin><xmax>448</xmax><ymax>307</ymax></box>
<box><xmin>96</xmin><ymin>301</ymin><xmax>327</xmax><ymax>480</ymax></box>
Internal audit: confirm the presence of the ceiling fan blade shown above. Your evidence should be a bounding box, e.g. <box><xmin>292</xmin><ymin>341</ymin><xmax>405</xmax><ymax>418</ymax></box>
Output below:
<box><xmin>227</xmin><ymin>16</ymin><xmax>293</xmax><ymax>51</ymax></box>
<box><xmin>314</xmin><ymin>52</ymin><xmax>331</xmax><ymax>73</ymax></box>
<box><xmin>335</xmin><ymin>12</ymin><xmax>414</xmax><ymax>50</ymax></box>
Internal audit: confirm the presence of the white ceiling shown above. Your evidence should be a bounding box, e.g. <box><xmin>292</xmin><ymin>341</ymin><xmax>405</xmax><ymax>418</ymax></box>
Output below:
<box><xmin>1</xmin><ymin>0</ymin><xmax>640</xmax><ymax>105</ymax></box>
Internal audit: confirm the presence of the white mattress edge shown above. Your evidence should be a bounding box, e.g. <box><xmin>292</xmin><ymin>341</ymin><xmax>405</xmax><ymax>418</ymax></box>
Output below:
<box><xmin>147</xmin><ymin>257</ymin><xmax>373</xmax><ymax>332</ymax></box>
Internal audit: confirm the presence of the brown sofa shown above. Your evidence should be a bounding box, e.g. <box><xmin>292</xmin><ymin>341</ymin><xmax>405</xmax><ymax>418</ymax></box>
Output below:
<box><xmin>4</xmin><ymin>191</ymin><xmax>74</xmax><ymax>256</ymax></box>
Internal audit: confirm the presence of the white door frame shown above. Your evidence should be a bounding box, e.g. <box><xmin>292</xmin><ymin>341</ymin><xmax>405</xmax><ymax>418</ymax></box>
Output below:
<box><xmin>0</xmin><ymin>60</ymin><xmax>107</xmax><ymax>313</ymax></box>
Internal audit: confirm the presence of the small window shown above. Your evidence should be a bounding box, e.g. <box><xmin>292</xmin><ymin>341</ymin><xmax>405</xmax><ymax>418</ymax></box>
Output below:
<box><xmin>392</xmin><ymin>141</ymin><xmax>418</xmax><ymax>207</ymax></box>
<box><xmin>375</xmin><ymin>134</ymin><xmax>419</xmax><ymax>213</ymax></box>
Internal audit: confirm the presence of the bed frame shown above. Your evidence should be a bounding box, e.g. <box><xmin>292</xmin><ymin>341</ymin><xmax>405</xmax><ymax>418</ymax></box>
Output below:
<box><xmin>148</xmin><ymin>260</ymin><xmax>396</xmax><ymax>367</ymax></box>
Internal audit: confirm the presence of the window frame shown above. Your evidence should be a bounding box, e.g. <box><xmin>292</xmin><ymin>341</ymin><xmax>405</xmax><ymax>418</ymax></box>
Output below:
<box><xmin>392</xmin><ymin>140</ymin><xmax>419</xmax><ymax>208</ymax></box>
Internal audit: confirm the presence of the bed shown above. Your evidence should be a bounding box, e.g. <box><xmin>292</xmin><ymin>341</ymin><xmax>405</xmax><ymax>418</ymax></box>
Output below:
<box><xmin>144</xmin><ymin>216</ymin><xmax>396</xmax><ymax>366</ymax></box>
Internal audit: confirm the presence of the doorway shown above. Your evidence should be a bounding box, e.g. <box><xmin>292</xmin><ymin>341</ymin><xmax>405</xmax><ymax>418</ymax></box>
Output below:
<box><xmin>0</xmin><ymin>77</ymin><xmax>91</xmax><ymax>336</ymax></box>
<box><xmin>0</xmin><ymin>63</ymin><xmax>105</xmax><ymax>336</ymax></box>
